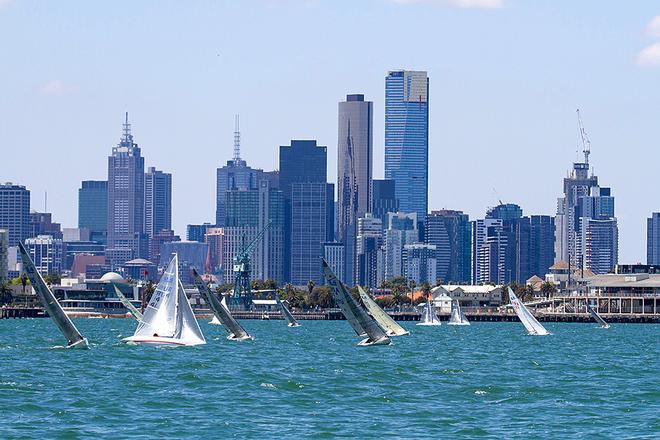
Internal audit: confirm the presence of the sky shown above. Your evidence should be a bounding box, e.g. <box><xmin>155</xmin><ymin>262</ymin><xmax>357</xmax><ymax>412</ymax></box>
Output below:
<box><xmin>1</xmin><ymin>0</ymin><xmax>659</xmax><ymax>263</ymax></box>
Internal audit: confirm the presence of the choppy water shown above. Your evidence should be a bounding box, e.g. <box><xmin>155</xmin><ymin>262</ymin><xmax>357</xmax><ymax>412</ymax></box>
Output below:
<box><xmin>0</xmin><ymin>318</ymin><xmax>658</xmax><ymax>438</ymax></box>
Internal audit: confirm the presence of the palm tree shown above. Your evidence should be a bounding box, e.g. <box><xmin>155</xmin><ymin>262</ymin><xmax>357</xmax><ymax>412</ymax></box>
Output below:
<box><xmin>0</xmin><ymin>282</ymin><xmax>12</xmax><ymax>306</ymax></box>
<box><xmin>307</xmin><ymin>280</ymin><xmax>315</xmax><ymax>296</ymax></box>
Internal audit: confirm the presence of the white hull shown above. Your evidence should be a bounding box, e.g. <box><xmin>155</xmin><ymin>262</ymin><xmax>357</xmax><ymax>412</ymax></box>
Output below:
<box><xmin>227</xmin><ymin>333</ymin><xmax>253</xmax><ymax>341</ymax></box>
<box><xmin>417</xmin><ymin>321</ymin><xmax>441</xmax><ymax>326</ymax></box>
<box><xmin>67</xmin><ymin>338</ymin><xmax>90</xmax><ymax>349</ymax></box>
<box><xmin>447</xmin><ymin>321</ymin><xmax>470</xmax><ymax>326</ymax></box>
<box><xmin>288</xmin><ymin>323</ymin><xmax>301</xmax><ymax>328</ymax></box>
<box><xmin>122</xmin><ymin>335</ymin><xmax>205</xmax><ymax>347</ymax></box>
<box><xmin>387</xmin><ymin>329</ymin><xmax>410</xmax><ymax>336</ymax></box>
<box><xmin>357</xmin><ymin>336</ymin><xmax>391</xmax><ymax>346</ymax></box>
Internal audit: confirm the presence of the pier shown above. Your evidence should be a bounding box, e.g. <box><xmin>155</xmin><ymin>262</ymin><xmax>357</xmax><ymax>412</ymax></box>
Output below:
<box><xmin>0</xmin><ymin>308</ymin><xmax>46</xmax><ymax>319</ymax></box>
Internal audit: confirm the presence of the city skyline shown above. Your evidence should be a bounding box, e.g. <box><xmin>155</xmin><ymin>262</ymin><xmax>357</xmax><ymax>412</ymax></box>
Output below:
<box><xmin>2</xmin><ymin>1</ymin><xmax>660</xmax><ymax>262</ymax></box>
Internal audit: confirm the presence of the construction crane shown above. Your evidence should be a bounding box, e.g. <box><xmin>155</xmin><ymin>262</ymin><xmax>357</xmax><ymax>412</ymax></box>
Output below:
<box><xmin>576</xmin><ymin>108</ymin><xmax>591</xmax><ymax>165</ymax></box>
<box><xmin>231</xmin><ymin>220</ymin><xmax>273</xmax><ymax>309</ymax></box>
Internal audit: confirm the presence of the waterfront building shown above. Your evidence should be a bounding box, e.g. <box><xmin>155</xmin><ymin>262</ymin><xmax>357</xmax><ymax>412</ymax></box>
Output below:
<box><xmin>29</xmin><ymin>211</ymin><xmax>62</xmax><ymax>240</ymax></box>
<box><xmin>432</xmin><ymin>284</ymin><xmax>503</xmax><ymax>308</ymax></box>
<box><xmin>403</xmin><ymin>243</ymin><xmax>437</xmax><ymax>286</ymax></box>
<box><xmin>384</xmin><ymin>70</ymin><xmax>429</xmax><ymax>228</ymax></box>
<box><xmin>384</xmin><ymin>212</ymin><xmax>418</xmax><ymax>281</ymax></box>
<box><xmin>280</xmin><ymin>140</ymin><xmax>334</xmax><ymax>284</ymax></box>
<box><xmin>323</xmin><ymin>242</ymin><xmax>345</xmax><ymax>283</ymax></box>
<box><xmin>425</xmin><ymin>210</ymin><xmax>471</xmax><ymax>284</ymax></box>
<box><xmin>215</xmin><ymin>117</ymin><xmax>263</xmax><ymax>226</ymax></box>
<box><xmin>144</xmin><ymin>167</ymin><xmax>172</xmax><ymax>238</ymax></box>
<box><xmin>187</xmin><ymin>223</ymin><xmax>212</xmax><ymax>243</ymax></box>
<box><xmin>371</xmin><ymin>179</ymin><xmax>399</xmax><ymax>228</ymax></box>
<box><xmin>0</xmin><ymin>229</ymin><xmax>7</xmax><ymax>282</ymax></box>
<box><xmin>647</xmin><ymin>213</ymin><xmax>660</xmax><ymax>265</ymax></box>
<box><xmin>0</xmin><ymin>183</ymin><xmax>30</xmax><ymax>247</ymax></box>
<box><xmin>78</xmin><ymin>180</ymin><xmax>107</xmax><ymax>244</ymax></box>
<box><xmin>106</xmin><ymin>113</ymin><xmax>147</xmax><ymax>268</ymax></box>
<box><xmin>24</xmin><ymin>234</ymin><xmax>64</xmax><ymax>275</ymax></box>
<box><xmin>337</xmin><ymin>94</ymin><xmax>373</xmax><ymax>285</ymax></box>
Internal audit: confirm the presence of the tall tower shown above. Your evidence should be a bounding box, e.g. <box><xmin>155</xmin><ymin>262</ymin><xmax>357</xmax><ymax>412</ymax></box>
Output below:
<box><xmin>337</xmin><ymin>94</ymin><xmax>373</xmax><ymax>286</ymax></box>
<box><xmin>106</xmin><ymin>113</ymin><xmax>146</xmax><ymax>268</ymax></box>
<box><xmin>385</xmin><ymin>70</ymin><xmax>429</xmax><ymax>232</ymax></box>
<box><xmin>144</xmin><ymin>167</ymin><xmax>172</xmax><ymax>238</ymax></box>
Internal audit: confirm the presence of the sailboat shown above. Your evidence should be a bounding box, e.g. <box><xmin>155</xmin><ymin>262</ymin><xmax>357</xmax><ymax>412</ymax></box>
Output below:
<box><xmin>358</xmin><ymin>286</ymin><xmax>409</xmax><ymax>336</ymax></box>
<box><xmin>276</xmin><ymin>297</ymin><xmax>301</xmax><ymax>327</ymax></box>
<box><xmin>417</xmin><ymin>298</ymin><xmax>441</xmax><ymax>326</ymax></box>
<box><xmin>112</xmin><ymin>284</ymin><xmax>143</xmax><ymax>322</ymax></box>
<box><xmin>123</xmin><ymin>255</ymin><xmax>206</xmax><ymax>346</ymax></box>
<box><xmin>448</xmin><ymin>299</ymin><xmax>470</xmax><ymax>326</ymax></box>
<box><xmin>508</xmin><ymin>287</ymin><xmax>549</xmax><ymax>336</ymax></box>
<box><xmin>18</xmin><ymin>243</ymin><xmax>89</xmax><ymax>349</ymax></box>
<box><xmin>322</xmin><ymin>259</ymin><xmax>390</xmax><ymax>346</ymax></box>
<box><xmin>586</xmin><ymin>301</ymin><xmax>610</xmax><ymax>329</ymax></box>
<box><xmin>192</xmin><ymin>269</ymin><xmax>252</xmax><ymax>341</ymax></box>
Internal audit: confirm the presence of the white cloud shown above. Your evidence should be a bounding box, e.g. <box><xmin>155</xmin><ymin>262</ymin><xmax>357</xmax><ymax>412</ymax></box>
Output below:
<box><xmin>637</xmin><ymin>43</ymin><xmax>660</xmax><ymax>67</ymax></box>
<box><xmin>391</xmin><ymin>0</ymin><xmax>504</xmax><ymax>9</ymax></box>
<box><xmin>645</xmin><ymin>16</ymin><xmax>660</xmax><ymax>38</ymax></box>
<box><xmin>39</xmin><ymin>80</ymin><xmax>80</xmax><ymax>96</ymax></box>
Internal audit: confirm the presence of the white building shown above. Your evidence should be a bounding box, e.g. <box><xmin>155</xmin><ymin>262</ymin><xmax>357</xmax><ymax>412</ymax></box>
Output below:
<box><xmin>24</xmin><ymin>234</ymin><xmax>63</xmax><ymax>275</ymax></box>
<box><xmin>323</xmin><ymin>242</ymin><xmax>345</xmax><ymax>283</ymax></box>
<box><xmin>432</xmin><ymin>284</ymin><xmax>503</xmax><ymax>308</ymax></box>
<box><xmin>384</xmin><ymin>212</ymin><xmax>418</xmax><ymax>280</ymax></box>
<box><xmin>403</xmin><ymin>243</ymin><xmax>437</xmax><ymax>285</ymax></box>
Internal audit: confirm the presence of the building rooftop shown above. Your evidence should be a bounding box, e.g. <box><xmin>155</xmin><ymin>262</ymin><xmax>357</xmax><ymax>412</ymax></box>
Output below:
<box><xmin>587</xmin><ymin>274</ymin><xmax>660</xmax><ymax>288</ymax></box>
<box><xmin>99</xmin><ymin>272</ymin><xmax>125</xmax><ymax>283</ymax></box>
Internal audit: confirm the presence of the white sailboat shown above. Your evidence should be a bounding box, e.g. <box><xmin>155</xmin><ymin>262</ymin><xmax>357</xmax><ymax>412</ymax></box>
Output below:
<box><xmin>192</xmin><ymin>269</ymin><xmax>252</xmax><ymax>341</ymax></box>
<box><xmin>123</xmin><ymin>255</ymin><xmax>206</xmax><ymax>346</ymax></box>
<box><xmin>358</xmin><ymin>286</ymin><xmax>409</xmax><ymax>336</ymax></box>
<box><xmin>417</xmin><ymin>298</ymin><xmax>441</xmax><ymax>326</ymax></box>
<box><xmin>586</xmin><ymin>301</ymin><xmax>610</xmax><ymax>329</ymax></box>
<box><xmin>508</xmin><ymin>287</ymin><xmax>549</xmax><ymax>336</ymax></box>
<box><xmin>18</xmin><ymin>243</ymin><xmax>89</xmax><ymax>349</ymax></box>
<box><xmin>448</xmin><ymin>299</ymin><xmax>470</xmax><ymax>326</ymax></box>
<box><xmin>322</xmin><ymin>259</ymin><xmax>390</xmax><ymax>346</ymax></box>
<box><xmin>276</xmin><ymin>297</ymin><xmax>301</xmax><ymax>327</ymax></box>
<box><xmin>112</xmin><ymin>284</ymin><xmax>143</xmax><ymax>322</ymax></box>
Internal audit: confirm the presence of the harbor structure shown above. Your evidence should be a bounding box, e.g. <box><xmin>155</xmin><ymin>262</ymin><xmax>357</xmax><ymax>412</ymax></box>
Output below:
<box><xmin>78</xmin><ymin>180</ymin><xmax>107</xmax><ymax>244</ymax></box>
<box><xmin>384</xmin><ymin>70</ymin><xmax>429</xmax><ymax>229</ymax></box>
<box><xmin>0</xmin><ymin>183</ymin><xmax>30</xmax><ymax>247</ymax></box>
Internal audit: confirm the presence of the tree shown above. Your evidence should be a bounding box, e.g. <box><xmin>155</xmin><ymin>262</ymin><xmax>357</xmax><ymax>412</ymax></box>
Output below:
<box><xmin>307</xmin><ymin>280</ymin><xmax>315</xmax><ymax>296</ymax></box>
<box><xmin>0</xmin><ymin>283</ymin><xmax>12</xmax><ymax>306</ymax></box>
<box><xmin>142</xmin><ymin>281</ymin><xmax>156</xmax><ymax>304</ymax></box>
<box><xmin>420</xmin><ymin>282</ymin><xmax>432</xmax><ymax>300</ymax></box>
<box><xmin>540</xmin><ymin>281</ymin><xmax>557</xmax><ymax>299</ymax></box>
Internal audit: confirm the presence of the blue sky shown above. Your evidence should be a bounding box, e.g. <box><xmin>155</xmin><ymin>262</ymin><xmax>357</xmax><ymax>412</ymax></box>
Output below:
<box><xmin>1</xmin><ymin>0</ymin><xmax>659</xmax><ymax>262</ymax></box>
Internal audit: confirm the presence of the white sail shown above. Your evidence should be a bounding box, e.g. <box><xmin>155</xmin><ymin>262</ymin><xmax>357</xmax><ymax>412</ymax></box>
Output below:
<box><xmin>322</xmin><ymin>259</ymin><xmax>390</xmax><ymax>346</ymax></box>
<box><xmin>508</xmin><ymin>287</ymin><xmax>549</xmax><ymax>336</ymax></box>
<box><xmin>18</xmin><ymin>243</ymin><xmax>88</xmax><ymax>349</ymax></box>
<box><xmin>358</xmin><ymin>286</ymin><xmax>408</xmax><ymax>336</ymax></box>
<box><xmin>448</xmin><ymin>300</ymin><xmax>470</xmax><ymax>326</ymax></box>
<box><xmin>112</xmin><ymin>284</ymin><xmax>143</xmax><ymax>321</ymax></box>
<box><xmin>174</xmin><ymin>279</ymin><xmax>206</xmax><ymax>345</ymax></box>
<box><xmin>210</xmin><ymin>315</ymin><xmax>221</xmax><ymax>325</ymax></box>
<box><xmin>587</xmin><ymin>301</ymin><xmax>610</xmax><ymax>328</ymax></box>
<box><xmin>192</xmin><ymin>269</ymin><xmax>251</xmax><ymax>340</ymax></box>
<box><xmin>276</xmin><ymin>297</ymin><xmax>300</xmax><ymax>327</ymax></box>
<box><xmin>417</xmin><ymin>299</ymin><xmax>441</xmax><ymax>326</ymax></box>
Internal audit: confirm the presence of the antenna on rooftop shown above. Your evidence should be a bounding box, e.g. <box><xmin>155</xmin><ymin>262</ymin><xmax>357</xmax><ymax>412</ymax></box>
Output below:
<box><xmin>233</xmin><ymin>114</ymin><xmax>241</xmax><ymax>161</ymax></box>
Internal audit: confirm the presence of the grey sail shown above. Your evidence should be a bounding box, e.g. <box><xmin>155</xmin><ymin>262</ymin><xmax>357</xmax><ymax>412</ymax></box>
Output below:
<box><xmin>586</xmin><ymin>302</ymin><xmax>610</xmax><ymax>328</ymax></box>
<box><xmin>18</xmin><ymin>243</ymin><xmax>88</xmax><ymax>349</ymax></box>
<box><xmin>112</xmin><ymin>284</ymin><xmax>143</xmax><ymax>321</ymax></box>
<box><xmin>322</xmin><ymin>259</ymin><xmax>390</xmax><ymax>345</ymax></box>
<box><xmin>358</xmin><ymin>286</ymin><xmax>408</xmax><ymax>336</ymax></box>
<box><xmin>276</xmin><ymin>297</ymin><xmax>300</xmax><ymax>327</ymax></box>
<box><xmin>192</xmin><ymin>269</ymin><xmax>251</xmax><ymax>340</ymax></box>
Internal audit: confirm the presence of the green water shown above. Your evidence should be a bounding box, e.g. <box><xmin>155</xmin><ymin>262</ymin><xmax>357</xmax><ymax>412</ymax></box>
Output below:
<box><xmin>0</xmin><ymin>318</ymin><xmax>658</xmax><ymax>438</ymax></box>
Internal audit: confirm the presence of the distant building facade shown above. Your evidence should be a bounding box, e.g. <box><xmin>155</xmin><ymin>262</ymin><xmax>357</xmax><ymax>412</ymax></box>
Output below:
<box><xmin>78</xmin><ymin>180</ymin><xmax>107</xmax><ymax>244</ymax></box>
<box><xmin>647</xmin><ymin>213</ymin><xmax>660</xmax><ymax>265</ymax></box>
<box><xmin>384</xmin><ymin>212</ymin><xmax>418</xmax><ymax>281</ymax></box>
<box><xmin>403</xmin><ymin>243</ymin><xmax>437</xmax><ymax>286</ymax></box>
<box><xmin>0</xmin><ymin>229</ymin><xmax>7</xmax><ymax>282</ymax></box>
<box><xmin>323</xmin><ymin>242</ymin><xmax>345</xmax><ymax>283</ymax></box>
<box><xmin>187</xmin><ymin>223</ymin><xmax>212</xmax><ymax>243</ymax></box>
<box><xmin>425</xmin><ymin>210</ymin><xmax>471</xmax><ymax>284</ymax></box>
<box><xmin>356</xmin><ymin>213</ymin><xmax>383</xmax><ymax>288</ymax></box>
<box><xmin>371</xmin><ymin>179</ymin><xmax>399</xmax><ymax>231</ymax></box>
<box><xmin>24</xmin><ymin>235</ymin><xmax>64</xmax><ymax>275</ymax></box>
<box><xmin>144</xmin><ymin>167</ymin><xmax>172</xmax><ymax>238</ymax></box>
<box><xmin>0</xmin><ymin>183</ymin><xmax>30</xmax><ymax>246</ymax></box>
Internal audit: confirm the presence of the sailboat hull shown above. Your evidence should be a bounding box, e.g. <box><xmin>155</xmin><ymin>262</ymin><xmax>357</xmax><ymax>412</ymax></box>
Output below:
<box><xmin>357</xmin><ymin>336</ymin><xmax>391</xmax><ymax>346</ymax></box>
<box><xmin>67</xmin><ymin>338</ymin><xmax>90</xmax><ymax>349</ymax></box>
<box><xmin>288</xmin><ymin>322</ymin><xmax>301</xmax><ymax>328</ymax></box>
<box><xmin>447</xmin><ymin>321</ymin><xmax>470</xmax><ymax>326</ymax></box>
<box><xmin>227</xmin><ymin>333</ymin><xmax>253</xmax><ymax>341</ymax></box>
<box><xmin>122</xmin><ymin>335</ymin><xmax>205</xmax><ymax>346</ymax></box>
<box><xmin>387</xmin><ymin>329</ymin><xmax>410</xmax><ymax>336</ymax></box>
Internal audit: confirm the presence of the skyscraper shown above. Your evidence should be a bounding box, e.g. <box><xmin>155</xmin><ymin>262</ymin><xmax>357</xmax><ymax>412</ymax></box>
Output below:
<box><xmin>371</xmin><ymin>179</ymin><xmax>399</xmax><ymax>232</ymax></box>
<box><xmin>471</xmin><ymin>218</ymin><xmax>502</xmax><ymax>284</ymax></box>
<box><xmin>0</xmin><ymin>183</ymin><xmax>30</xmax><ymax>247</ymax></box>
<box><xmin>29</xmin><ymin>212</ymin><xmax>62</xmax><ymax>240</ymax></box>
<box><xmin>384</xmin><ymin>70</ymin><xmax>429</xmax><ymax>229</ymax></box>
<box><xmin>0</xmin><ymin>229</ymin><xmax>7</xmax><ymax>282</ymax></box>
<box><xmin>384</xmin><ymin>212</ymin><xmax>418</xmax><ymax>281</ymax></box>
<box><xmin>337</xmin><ymin>94</ymin><xmax>373</xmax><ymax>285</ymax></box>
<box><xmin>144</xmin><ymin>167</ymin><xmax>172</xmax><ymax>238</ymax></box>
<box><xmin>516</xmin><ymin>215</ymin><xmax>555</xmax><ymax>281</ymax></box>
<box><xmin>106</xmin><ymin>113</ymin><xmax>147</xmax><ymax>268</ymax></box>
<box><xmin>78</xmin><ymin>180</ymin><xmax>107</xmax><ymax>244</ymax></box>
<box><xmin>215</xmin><ymin>117</ymin><xmax>263</xmax><ymax>226</ymax></box>
<box><xmin>279</xmin><ymin>140</ymin><xmax>334</xmax><ymax>284</ymax></box>
<box><xmin>647</xmin><ymin>213</ymin><xmax>660</xmax><ymax>265</ymax></box>
<box><xmin>356</xmin><ymin>213</ymin><xmax>383</xmax><ymax>288</ymax></box>
<box><xmin>403</xmin><ymin>243</ymin><xmax>437</xmax><ymax>286</ymax></box>
<box><xmin>24</xmin><ymin>235</ymin><xmax>63</xmax><ymax>275</ymax></box>
<box><xmin>574</xmin><ymin>186</ymin><xmax>618</xmax><ymax>274</ymax></box>
<box><xmin>425</xmin><ymin>210</ymin><xmax>471</xmax><ymax>284</ymax></box>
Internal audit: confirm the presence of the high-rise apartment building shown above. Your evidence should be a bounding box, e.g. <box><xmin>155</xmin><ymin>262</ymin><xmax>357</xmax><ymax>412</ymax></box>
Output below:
<box><xmin>106</xmin><ymin>113</ymin><xmax>147</xmax><ymax>268</ymax></box>
<box><xmin>371</xmin><ymin>179</ymin><xmax>399</xmax><ymax>231</ymax></box>
<box><xmin>647</xmin><ymin>213</ymin><xmax>660</xmax><ymax>265</ymax></box>
<box><xmin>574</xmin><ymin>186</ymin><xmax>618</xmax><ymax>274</ymax></box>
<box><xmin>24</xmin><ymin>235</ymin><xmax>63</xmax><ymax>275</ymax></box>
<box><xmin>384</xmin><ymin>212</ymin><xmax>418</xmax><ymax>281</ymax></box>
<box><xmin>187</xmin><ymin>223</ymin><xmax>213</xmax><ymax>243</ymax></box>
<box><xmin>78</xmin><ymin>180</ymin><xmax>107</xmax><ymax>244</ymax></box>
<box><xmin>356</xmin><ymin>213</ymin><xmax>383</xmax><ymax>288</ymax></box>
<box><xmin>0</xmin><ymin>183</ymin><xmax>30</xmax><ymax>247</ymax></box>
<box><xmin>323</xmin><ymin>242</ymin><xmax>345</xmax><ymax>283</ymax></box>
<box><xmin>425</xmin><ymin>210</ymin><xmax>471</xmax><ymax>284</ymax></box>
<box><xmin>403</xmin><ymin>243</ymin><xmax>437</xmax><ymax>286</ymax></box>
<box><xmin>144</xmin><ymin>167</ymin><xmax>172</xmax><ymax>238</ymax></box>
<box><xmin>29</xmin><ymin>212</ymin><xmax>62</xmax><ymax>240</ymax></box>
<box><xmin>385</xmin><ymin>70</ymin><xmax>429</xmax><ymax>228</ymax></box>
<box><xmin>0</xmin><ymin>229</ymin><xmax>7</xmax><ymax>282</ymax></box>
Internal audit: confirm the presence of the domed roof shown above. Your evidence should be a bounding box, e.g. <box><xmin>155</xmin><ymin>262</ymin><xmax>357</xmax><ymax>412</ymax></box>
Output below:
<box><xmin>124</xmin><ymin>258</ymin><xmax>154</xmax><ymax>265</ymax></box>
<box><xmin>100</xmin><ymin>272</ymin><xmax>125</xmax><ymax>283</ymax></box>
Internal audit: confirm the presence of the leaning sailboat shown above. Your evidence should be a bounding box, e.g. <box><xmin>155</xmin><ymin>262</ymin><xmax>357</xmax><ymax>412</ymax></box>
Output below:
<box><xmin>448</xmin><ymin>299</ymin><xmax>470</xmax><ymax>326</ymax></box>
<box><xmin>417</xmin><ymin>298</ymin><xmax>441</xmax><ymax>326</ymax></box>
<box><xmin>192</xmin><ymin>269</ymin><xmax>252</xmax><ymax>341</ymax></box>
<box><xmin>508</xmin><ymin>287</ymin><xmax>549</xmax><ymax>336</ymax></box>
<box><xmin>276</xmin><ymin>297</ymin><xmax>301</xmax><ymax>327</ymax></box>
<box><xmin>18</xmin><ymin>243</ymin><xmax>88</xmax><ymax>349</ymax></box>
<box><xmin>322</xmin><ymin>259</ymin><xmax>390</xmax><ymax>346</ymax></box>
<box><xmin>112</xmin><ymin>284</ymin><xmax>143</xmax><ymax>322</ymax></box>
<box><xmin>358</xmin><ymin>286</ymin><xmax>409</xmax><ymax>336</ymax></box>
<box><xmin>586</xmin><ymin>301</ymin><xmax>610</xmax><ymax>329</ymax></box>
<box><xmin>123</xmin><ymin>255</ymin><xmax>206</xmax><ymax>346</ymax></box>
